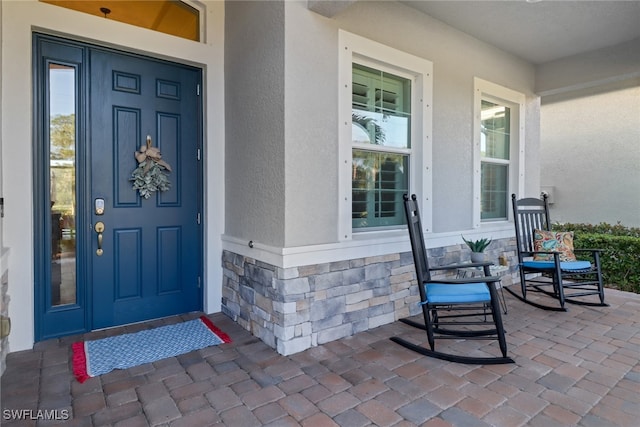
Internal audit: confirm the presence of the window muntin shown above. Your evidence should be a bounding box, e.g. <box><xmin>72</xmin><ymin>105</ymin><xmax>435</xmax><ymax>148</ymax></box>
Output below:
<box><xmin>351</xmin><ymin>64</ymin><xmax>411</xmax><ymax>229</ymax></box>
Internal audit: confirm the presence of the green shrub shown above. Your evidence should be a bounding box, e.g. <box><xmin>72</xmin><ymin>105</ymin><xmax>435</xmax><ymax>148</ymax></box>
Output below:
<box><xmin>552</xmin><ymin>223</ymin><xmax>640</xmax><ymax>294</ymax></box>
<box><xmin>553</xmin><ymin>221</ymin><xmax>640</xmax><ymax>238</ymax></box>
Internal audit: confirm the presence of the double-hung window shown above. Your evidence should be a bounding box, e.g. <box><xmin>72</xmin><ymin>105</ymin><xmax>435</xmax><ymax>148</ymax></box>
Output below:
<box><xmin>339</xmin><ymin>30</ymin><xmax>432</xmax><ymax>240</ymax></box>
<box><xmin>473</xmin><ymin>78</ymin><xmax>525</xmax><ymax>226</ymax></box>
<box><xmin>351</xmin><ymin>64</ymin><xmax>411</xmax><ymax>229</ymax></box>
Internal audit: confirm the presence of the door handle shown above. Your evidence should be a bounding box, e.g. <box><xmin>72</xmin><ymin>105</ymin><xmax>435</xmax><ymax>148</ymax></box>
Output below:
<box><xmin>95</xmin><ymin>221</ymin><xmax>105</xmax><ymax>256</ymax></box>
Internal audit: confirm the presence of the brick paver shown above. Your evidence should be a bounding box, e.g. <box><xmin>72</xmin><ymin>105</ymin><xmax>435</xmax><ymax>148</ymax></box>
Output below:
<box><xmin>357</xmin><ymin>399</ymin><xmax>403</xmax><ymax>426</ymax></box>
<box><xmin>1</xmin><ymin>288</ymin><xmax>639</xmax><ymax>426</ymax></box>
<box><xmin>278</xmin><ymin>393</ymin><xmax>318</xmax><ymax>421</ymax></box>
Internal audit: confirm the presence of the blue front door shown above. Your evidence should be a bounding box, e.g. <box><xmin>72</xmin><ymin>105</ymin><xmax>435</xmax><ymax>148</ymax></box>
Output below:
<box><xmin>34</xmin><ymin>35</ymin><xmax>202</xmax><ymax>339</ymax></box>
<box><xmin>89</xmin><ymin>49</ymin><xmax>202</xmax><ymax>329</ymax></box>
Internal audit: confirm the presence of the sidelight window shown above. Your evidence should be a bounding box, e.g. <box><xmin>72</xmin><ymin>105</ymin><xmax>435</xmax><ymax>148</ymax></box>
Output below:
<box><xmin>49</xmin><ymin>63</ymin><xmax>77</xmax><ymax>306</ymax></box>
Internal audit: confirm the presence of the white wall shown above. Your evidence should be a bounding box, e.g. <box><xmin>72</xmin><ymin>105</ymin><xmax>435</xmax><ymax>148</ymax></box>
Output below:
<box><xmin>225</xmin><ymin>0</ymin><xmax>286</xmax><ymax>248</ymax></box>
<box><xmin>284</xmin><ymin>2</ymin><xmax>340</xmax><ymax>247</ymax></box>
<box><xmin>333</xmin><ymin>1</ymin><xmax>540</xmax><ymax>231</ymax></box>
<box><xmin>541</xmin><ymin>78</ymin><xmax>640</xmax><ymax>227</ymax></box>
<box><xmin>0</xmin><ymin>0</ymin><xmax>224</xmax><ymax>351</ymax></box>
<box><xmin>222</xmin><ymin>0</ymin><xmax>540</xmax><ymax>268</ymax></box>
<box><xmin>0</xmin><ymin>0</ymin><xmax>4</xmax><ymax>247</ymax></box>
<box><xmin>536</xmin><ymin>37</ymin><xmax>640</xmax><ymax>96</ymax></box>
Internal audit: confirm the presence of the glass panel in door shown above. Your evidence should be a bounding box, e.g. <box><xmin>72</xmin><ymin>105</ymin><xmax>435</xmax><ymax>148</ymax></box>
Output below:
<box><xmin>49</xmin><ymin>63</ymin><xmax>76</xmax><ymax>306</ymax></box>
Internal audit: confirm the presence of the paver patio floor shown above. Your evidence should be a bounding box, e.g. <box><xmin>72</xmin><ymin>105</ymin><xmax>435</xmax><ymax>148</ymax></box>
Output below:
<box><xmin>2</xmin><ymin>287</ymin><xmax>639</xmax><ymax>426</ymax></box>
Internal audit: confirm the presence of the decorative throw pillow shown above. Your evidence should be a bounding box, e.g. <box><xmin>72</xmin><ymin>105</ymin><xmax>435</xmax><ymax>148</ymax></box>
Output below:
<box><xmin>533</xmin><ymin>229</ymin><xmax>577</xmax><ymax>262</ymax></box>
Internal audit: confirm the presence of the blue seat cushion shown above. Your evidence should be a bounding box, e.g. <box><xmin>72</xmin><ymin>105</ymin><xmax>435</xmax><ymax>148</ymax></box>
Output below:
<box><xmin>425</xmin><ymin>283</ymin><xmax>491</xmax><ymax>304</ymax></box>
<box><xmin>523</xmin><ymin>260</ymin><xmax>592</xmax><ymax>271</ymax></box>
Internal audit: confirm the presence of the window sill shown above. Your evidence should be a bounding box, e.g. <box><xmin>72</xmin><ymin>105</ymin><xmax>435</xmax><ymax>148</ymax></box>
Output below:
<box><xmin>352</xmin><ymin>227</ymin><xmax>407</xmax><ymax>240</ymax></box>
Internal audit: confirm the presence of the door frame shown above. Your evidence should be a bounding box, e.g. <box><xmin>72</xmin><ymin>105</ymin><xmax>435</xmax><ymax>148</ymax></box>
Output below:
<box><xmin>33</xmin><ymin>33</ymin><xmax>204</xmax><ymax>341</ymax></box>
<box><xmin>2</xmin><ymin>0</ymin><xmax>224</xmax><ymax>352</ymax></box>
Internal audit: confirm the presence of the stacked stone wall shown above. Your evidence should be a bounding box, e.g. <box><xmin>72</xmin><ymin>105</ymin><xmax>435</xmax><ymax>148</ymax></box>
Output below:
<box><xmin>222</xmin><ymin>238</ymin><xmax>517</xmax><ymax>355</ymax></box>
<box><xmin>1</xmin><ymin>265</ymin><xmax>8</xmax><ymax>375</ymax></box>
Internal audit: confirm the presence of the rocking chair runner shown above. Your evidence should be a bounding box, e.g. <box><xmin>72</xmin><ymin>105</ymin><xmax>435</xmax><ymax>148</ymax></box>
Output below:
<box><xmin>390</xmin><ymin>194</ymin><xmax>514</xmax><ymax>364</ymax></box>
<box><xmin>507</xmin><ymin>194</ymin><xmax>606</xmax><ymax>311</ymax></box>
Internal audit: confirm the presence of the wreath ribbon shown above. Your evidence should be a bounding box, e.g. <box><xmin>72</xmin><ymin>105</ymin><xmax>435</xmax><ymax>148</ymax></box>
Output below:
<box><xmin>135</xmin><ymin>136</ymin><xmax>172</xmax><ymax>172</ymax></box>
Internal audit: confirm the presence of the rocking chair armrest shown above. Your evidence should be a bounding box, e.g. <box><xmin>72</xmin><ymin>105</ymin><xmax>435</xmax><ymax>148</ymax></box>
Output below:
<box><xmin>528</xmin><ymin>250</ymin><xmax>558</xmax><ymax>255</ymax></box>
<box><xmin>429</xmin><ymin>261</ymin><xmax>494</xmax><ymax>272</ymax></box>
<box><xmin>524</xmin><ymin>248</ymin><xmax>603</xmax><ymax>258</ymax></box>
<box><xmin>426</xmin><ymin>276</ymin><xmax>501</xmax><ymax>285</ymax></box>
<box><xmin>522</xmin><ymin>250</ymin><xmax>561</xmax><ymax>257</ymax></box>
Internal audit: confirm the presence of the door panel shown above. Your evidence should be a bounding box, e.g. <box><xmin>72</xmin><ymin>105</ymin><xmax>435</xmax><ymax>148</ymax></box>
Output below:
<box><xmin>114</xmin><ymin>229</ymin><xmax>142</xmax><ymax>300</ymax></box>
<box><xmin>90</xmin><ymin>49</ymin><xmax>201</xmax><ymax>329</ymax></box>
<box><xmin>113</xmin><ymin>107</ymin><xmax>141</xmax><ymax>206</ymax></box>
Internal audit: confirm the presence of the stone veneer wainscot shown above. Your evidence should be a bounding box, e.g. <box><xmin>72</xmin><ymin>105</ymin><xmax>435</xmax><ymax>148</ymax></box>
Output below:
<box><xmin>221</xmin><ymin>239</ymin><xmax>516</xmax><ymax>356</ymax></box>
<box><xmin>1</xmin><ymin>248</ymin><xmax>9</xmax><ymax>375</ymax></box>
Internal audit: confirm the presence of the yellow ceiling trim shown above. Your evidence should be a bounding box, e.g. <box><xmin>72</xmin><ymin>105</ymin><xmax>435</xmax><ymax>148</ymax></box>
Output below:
<box><xmin>40</xmin><ymin>0</ymin><xmax>200</xmax><ymax>42</ymax></box>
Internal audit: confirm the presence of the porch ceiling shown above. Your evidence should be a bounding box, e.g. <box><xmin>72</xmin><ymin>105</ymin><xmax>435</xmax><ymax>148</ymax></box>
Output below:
<box><xmin>313</xmin><ymin>0</ymin><xmax>640</xmax><ymax>66</ymax></box>
<box><xmin>401</xmin><ymin>0</ymin><xmax>640</xmax><ymax>65</ymax></box>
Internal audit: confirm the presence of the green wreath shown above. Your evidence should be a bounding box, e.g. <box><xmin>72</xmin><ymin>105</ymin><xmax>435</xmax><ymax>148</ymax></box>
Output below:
<box><xmin>130</xmin><ymin>137</ymin><xmax>172</xmax><ymax>199</ymax></box>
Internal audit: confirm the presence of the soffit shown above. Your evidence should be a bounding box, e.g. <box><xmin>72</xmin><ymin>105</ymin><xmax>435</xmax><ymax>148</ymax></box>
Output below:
<box><xmin>399</xmin><ymin>0</ymin><xmax>640</xmax><ymax>65</ymax></box>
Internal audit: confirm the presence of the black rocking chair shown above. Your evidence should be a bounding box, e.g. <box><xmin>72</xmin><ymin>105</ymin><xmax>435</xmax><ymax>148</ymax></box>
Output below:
<box><xmin>507</xmin><ymin>194</ymin><xmax>607</xmax><ymax>311</ymax></box>
<box><xmin>390</xmin><ymin>194</ymin><xmax>514</xmax><ymax>364</ymax></box>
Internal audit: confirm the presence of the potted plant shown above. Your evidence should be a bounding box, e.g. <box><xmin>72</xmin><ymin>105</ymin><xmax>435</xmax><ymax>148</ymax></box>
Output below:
<box><xmin>462</xmin><ymin>236</ymin><xmax>492</xmax><ymax>262</ymax></box>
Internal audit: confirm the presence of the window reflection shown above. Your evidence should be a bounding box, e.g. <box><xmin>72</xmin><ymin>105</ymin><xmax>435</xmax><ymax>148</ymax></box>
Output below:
<box><xmin>352</xmin><ymin>111</ymin><xmax>409</xmax><ymax>148</ymax></box>
<box><xmin>49</xmin><ymin>63</ymin><xmax>76</xmax><ymax>306</ymax></box>
<box><xmin>481</xmin><ymin>101</ymin><xmax>510</xmax><ymax>160</ymax></box>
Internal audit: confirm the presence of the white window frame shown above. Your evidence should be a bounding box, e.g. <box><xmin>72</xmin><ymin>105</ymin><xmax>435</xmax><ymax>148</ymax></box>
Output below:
<box><xmin>338</xmin><ymin>30</ymin><xmax>433</xmax><ymax>241</ymax></box>
<box><xmin>182</xmin><ymin>0</ymin><xmax>207</xmax><ymax>43</ymax></box>
<box><xmin>473</xmin><ymin>78</ymin><xmax>525</xmax><ymax>228</ymax></box>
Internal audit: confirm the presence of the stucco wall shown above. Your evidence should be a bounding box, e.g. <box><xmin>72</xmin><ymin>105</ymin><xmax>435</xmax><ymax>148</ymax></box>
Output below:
<box><xmin>225</xmin><ymin>1</ymin><xmax>287</xmax><ymax>248</ymax></box>
<box><xmin>536</xmin><ymin>37</ymin><xmax>640</xmax><ymax>96</ymax></box>
<box><xmin>541</xmin><ymin>78</ymin><xmax>640</xmax><ymax>227</ymax></box>
<box><xmin>223</xmin><ymin>0</ymin><xmax>540</xmax><ymax>269</ymax></box>
<box><xmin>277</xmin><ymin>0</ymin><xmax>539</xmax><ymax>245</ymax></box>
<box><xmin>335</xmin><ymin>1</ymin><xmax>539</xmax><ymax>233</ymax></box>
<box><xmin>0</xmin><ymin>0</ymin><xmax>7</xmax><ymax>375</ymax></box>
<box><xmin>283</xmin><ymin>2</ymin><xmax>340</xmax><ymax>247</ymax></box>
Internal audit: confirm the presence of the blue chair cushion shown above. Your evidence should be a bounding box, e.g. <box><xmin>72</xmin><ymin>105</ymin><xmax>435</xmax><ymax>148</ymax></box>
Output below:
<box><xmin>425</xmin><ymin>283</ymin><xmax>491</xmax><ymax>304</ymax></box>
<box><xmin>523</xmin><ymin>260</ymin><xmax>592</xmax><ymax>271</ymax></box>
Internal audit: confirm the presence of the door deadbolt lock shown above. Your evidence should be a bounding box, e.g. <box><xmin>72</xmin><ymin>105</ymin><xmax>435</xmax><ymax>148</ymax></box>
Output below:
<box><xmin>95</xmin><ymin>198</ymin><xmax>105</xmax><ymax>215</ymax></box>
<box><xmin>95</xmin><ymin>221</ymin><xmax>105</xmax><ymax>256</ymax></box>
